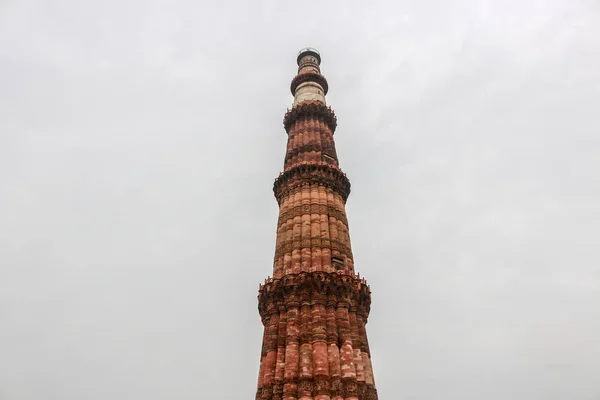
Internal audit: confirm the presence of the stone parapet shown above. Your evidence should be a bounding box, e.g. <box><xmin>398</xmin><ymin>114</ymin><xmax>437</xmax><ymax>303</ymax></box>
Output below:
<box><xmin>273</xmin><ymin>164</ymin><xmax>351</xmax><ymax>204</ymax></box>
<box><xmin>258</xmin><ymin>271</ymin><xmax>371</xmax><ymax>322</ymax></box>
<box><xmin>283</xmin><ymin>100</ymin><xmax>337</xmax><ymax>134</ymax></box>
<box><xmin>291</xmin><ymin>72</ymin><xmax>329</xmax><ymax>96</ymax></box>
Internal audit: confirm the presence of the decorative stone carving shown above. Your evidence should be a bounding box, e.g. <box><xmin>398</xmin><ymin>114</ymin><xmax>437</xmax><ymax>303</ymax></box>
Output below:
<box><xmin>358</xmin><ymin>382</ymin><xmax>367</xmax><ymax>398</ymax></box>
<box><xmin>365</xmin><ymin>386</ymin><xmax>379</xmax><ymax>400</ymax></box>
<box><xmin>273</xmin><ymin>163</ymin><xmax>351</xmax><ymax>203</ymax></box>
<box><xmin>272</xmin><ymin>381</ymin><xmax>283</xmax><ymax>398</ymax></box>
<box><xmin>330</xmin><ymin>378</ymin><xmax>343</xmax><ymax>397</ymax></box>
<box><xmin>260</xmin><ymin>383</ymin><xmax>272</xmax><ymax>400</ymax></box>
<box><xmin>277</xmin><ymin>204</ymin><xmax>348</xmax><ymax>226</ymax></box>
<box><xmin>258</xmin><ymin>271</ymin><xmax>371</xmax><ymax>321</ymax></box>
<box><xmin>298</xmin><ymin>379</ymin><xmax>313</xmax><ymax>395</ymax></box>
<box><xmin>314</xmin><ymin>376</ymin><xmax>330</xmax><ymax>396</ymax></box>
<box><xmin>343</xmin><ymin>380</ymin><xmax>359</xmax><ymax>398</ymax></box>
<box><xmin>282</xmin><ymin>383</ymin><xmax>297</xmax><ymax>398</ymax></box>
<box><xmin>274</xmin><ymin>237</ymin><xmax>353</xmax><ymax>261</ymax></box>
<box><xmin>283</xmin><ymin>100</ymin><xmax>337</xmax><ymax>133</ymax></box>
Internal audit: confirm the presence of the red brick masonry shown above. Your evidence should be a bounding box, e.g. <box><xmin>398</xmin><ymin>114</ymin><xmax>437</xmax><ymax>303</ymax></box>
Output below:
<box><xmin>255</xmin><ymin>50</ymin><xmax>378</xmax><ymax>400</ymax></box>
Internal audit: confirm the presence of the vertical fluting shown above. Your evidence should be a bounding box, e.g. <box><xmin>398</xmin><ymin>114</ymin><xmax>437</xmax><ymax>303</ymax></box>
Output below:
<box><xmin>257</xmin><ymin>49</ymin><xmax>378</xmax><ymax>400</ymax></box>
<box><xmin>284</xmin><ymin>306</ymin><xmax>300</xmax><ymax>400</ymax></box>
<box><xmin>292</xmin><ymin>189</ymin><xmax>302</xmax><ymax>274</ymax></box>
<box><xmin>301</xmin><ymin>185</ymin><xmax>312</xmax><ymax>273</ymax></box>
<box><xmin>312</xmin><ymin>303</ymin><xmax>328</xmax><ymax>376</ymax></box>
<box><xmin>336</xmin><ymin>305</ymin><xmax>356</xmax><ymax>381</ymax></box>
<box><xmin>276</xmin><ymin>310</ymin><xmax>288</xmax><ymax>380</ymax></box>
<box><xmin>257</xmin><ymin>325</ymin><xmax>267</xmax><ymax>389</ymax></box>
<box><xmin>356</xmin><ymin>313</ymin><xmax>375</xmax><ymax>388</ymax></box>
<box><xmin>264</xmin><ymin>312</ymin><xmax>280</xmax><ymax>387</ymax></box>
<box><xmin>319</xmin><ymin>186</ymin><xmax>331</xmax><ymax>273</ymax></box>
<box><xmin>310</xmin><ymin>184</ymin><xmax>322</xmax><ymax>272</ymax></box>
<box><xmin>284</xmin><ymin>192</ymin><xmax>294</xmax><ymax>275</ymax></box>
<box><xmin>327</xmin><ymin>189</ymin><xmax>341</xmax><ymax>270</ymax></box>
<box><xmin>306</xmin><ymin>117</ymin><xmax>314</xmax><ymax>163</ymax></box>
<box><xmin>356</xmin><ymin>314</ymin><xmax>369</xmax><ymax>354</ymax></box>
<box><xmin>299</xmin><ymin>303</ymin><xmax>313</xmax><ymax>400</ymax></box>
<box><xmin>349</xmin><ymin>310</ymin><xmax>365</xmax><ymax>384</ymax></box>
<box><xmin>326</xmin><ymin>301</ymin><xmax>342</xmax><ymax>400</ymax></box>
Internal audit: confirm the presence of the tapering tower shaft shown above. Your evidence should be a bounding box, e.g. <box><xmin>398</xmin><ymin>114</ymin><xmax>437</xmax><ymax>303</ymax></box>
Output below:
<box><xmin>256</xmin><ymin>49</ymin><xmax>378</xmax><ymax>400</ymax></box>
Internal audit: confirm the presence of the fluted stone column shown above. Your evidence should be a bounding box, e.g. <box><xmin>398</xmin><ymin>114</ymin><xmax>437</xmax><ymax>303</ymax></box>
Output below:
<box><xmin>256</xmin><ymin>48</ymin><xmax>379</xmax><ymax>400</ymax></box>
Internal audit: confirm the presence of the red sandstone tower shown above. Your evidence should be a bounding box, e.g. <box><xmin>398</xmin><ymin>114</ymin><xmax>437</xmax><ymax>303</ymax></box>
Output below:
<box><xmin>255</xmin><ymin>48</ymin><xmax>378</xmax><ymax>400</ymax></box>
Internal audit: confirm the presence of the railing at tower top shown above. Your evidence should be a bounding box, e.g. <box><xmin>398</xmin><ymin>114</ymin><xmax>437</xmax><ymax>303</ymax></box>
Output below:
<box><xmin>259</xmin><ymin>272</ymin><xmax>370</xmax><ymax>291</ymax></box>
<box><xmin>297</xmin><ymin>47</ymin><xmax>320</xmax><ymax>57</ymax></box>
<box><xmin>297</xmin><ymin>47</ymin><xmax>321</xmax><ymax>64</ymax></box>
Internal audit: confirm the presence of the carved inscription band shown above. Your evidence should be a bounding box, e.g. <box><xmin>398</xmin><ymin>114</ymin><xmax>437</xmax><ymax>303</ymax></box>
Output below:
<box><xmin>256</xmin><ymin>380</ymin><xmax>378</xmax><ymax>400</ymax></box>
<box><xmin>285</xmin><ymin>142</ymin><xmax>337</xmax><ymax>162</ymax></box>
<box><xmin>277</xmin><ymin>203</ymin><xmax>349</xmax><ymax>226</ymax></box>
<box><xmin>274</xmin><ymin>238</ymin><xmax>353</xmax><ymax>261</ymax></box>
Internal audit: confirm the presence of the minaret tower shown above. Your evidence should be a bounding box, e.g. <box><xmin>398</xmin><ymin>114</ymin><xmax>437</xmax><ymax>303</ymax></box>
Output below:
<box><xmin>255</xmin><ymin>48</ymin><xmax>378</xmax><ymax>400</ymax></box>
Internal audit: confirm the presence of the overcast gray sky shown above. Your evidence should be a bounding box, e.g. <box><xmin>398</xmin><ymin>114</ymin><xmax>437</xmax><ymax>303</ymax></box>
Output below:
<box><xmin>1</xmin><ymin>0</ymin><xmax>599</xmax><ymax>399</ymax></box>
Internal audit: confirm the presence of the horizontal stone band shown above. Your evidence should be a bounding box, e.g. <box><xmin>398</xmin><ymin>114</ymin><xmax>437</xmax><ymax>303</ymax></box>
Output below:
<box><xmin>285</xmin><ymin>142</ymin><xmax>338</xmax><ymax>162</ymax></box>
<box><xmin>290</xmin><ymin>72</ymin><xmax>329</xmax><ymax>95</ymax></box>
<box><xmin>277</xmin><ymin>203</ymin><xmax>348</xmax><ymax>226</ymax></box>
<box><xmin>274</xmin><ymin>238</ymin><xmax>352</xmax><ymax>260</ymax></box>
<box><xmin>256</xmin><ymin>380</ymin><xmax>377</xmax><ymax>400</ymax></box>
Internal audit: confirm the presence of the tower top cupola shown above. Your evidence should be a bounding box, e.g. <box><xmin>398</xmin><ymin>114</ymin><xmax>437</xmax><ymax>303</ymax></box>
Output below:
<box><xmin>292</xmin><ymin>47</ymin><xmax>328</xmax><ymax>105</ymax></box>
<box><xmin>297</xmin><ymin>47</ymin><xmax>321</xmax><ymax>67</ymax></box>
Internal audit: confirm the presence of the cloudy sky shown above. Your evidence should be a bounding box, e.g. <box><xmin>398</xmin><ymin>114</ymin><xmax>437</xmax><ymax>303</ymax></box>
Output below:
<box><xmin>1</xmin><ymin>0</ymin><xmax>599</xmax><ymax>399</ymax></box>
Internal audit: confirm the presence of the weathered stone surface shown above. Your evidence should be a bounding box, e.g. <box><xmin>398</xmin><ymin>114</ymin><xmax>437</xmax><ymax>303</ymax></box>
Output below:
<box><xmin>256</xmin><ymin>49</ymin><xmax>378</xmax><ymax>400</ymax></box>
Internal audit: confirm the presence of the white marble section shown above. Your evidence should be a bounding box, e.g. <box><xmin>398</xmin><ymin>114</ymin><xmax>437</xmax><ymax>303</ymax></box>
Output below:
<box><xmin>294</xmin><ymin>82</ymin><xmax>326</xmax><ymax>104</ymax></box>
